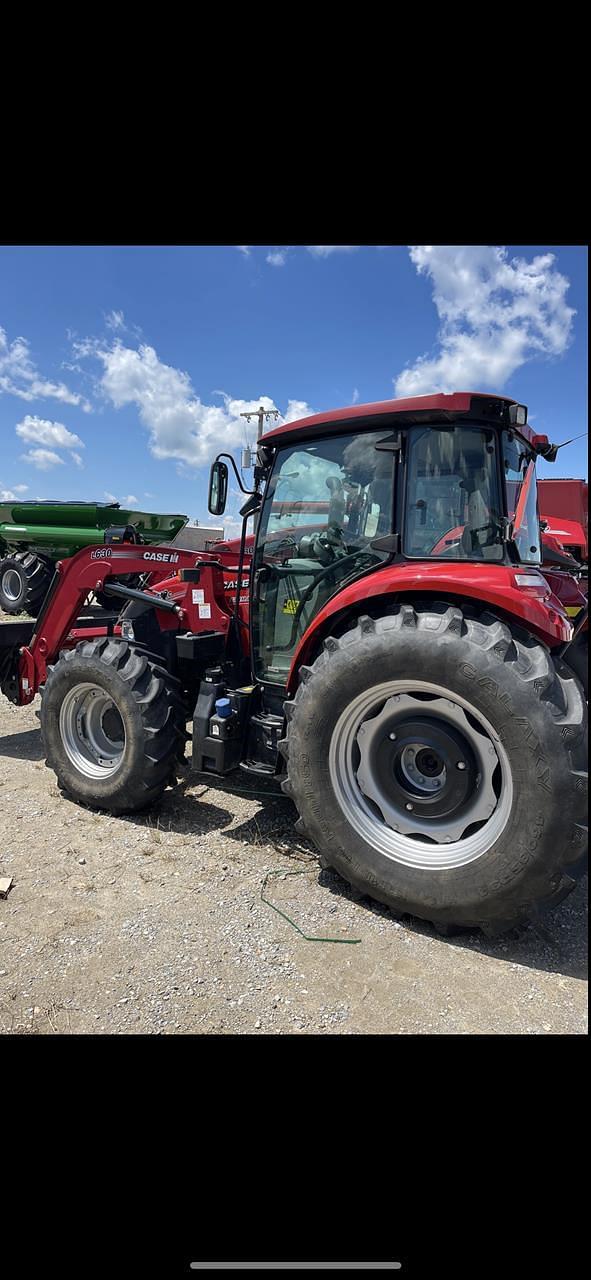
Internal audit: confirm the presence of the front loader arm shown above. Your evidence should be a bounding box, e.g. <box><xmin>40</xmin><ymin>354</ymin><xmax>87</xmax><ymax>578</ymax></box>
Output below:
<box><xmin>14</xmin><ymin>543</ymin><xmax>222</xmax><ymax>704</ymax></box>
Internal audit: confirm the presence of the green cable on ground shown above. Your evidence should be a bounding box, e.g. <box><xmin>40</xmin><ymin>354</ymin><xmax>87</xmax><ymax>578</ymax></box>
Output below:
<box><xmin>195</xmin><ymin>784</ymin><xmax>286</xmax><ymax>797</ymax></box>
<box><xmin>260</xmin><ymin>869</ymin><xmax>362</xmax><ymax>945</ymax></box>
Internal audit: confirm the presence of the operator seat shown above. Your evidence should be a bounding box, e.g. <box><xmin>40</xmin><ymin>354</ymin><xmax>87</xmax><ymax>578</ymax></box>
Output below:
<box><xmin>365</xmin><ymin>477</ymin><xmax>392</xmax><ymax>537</ymax></box>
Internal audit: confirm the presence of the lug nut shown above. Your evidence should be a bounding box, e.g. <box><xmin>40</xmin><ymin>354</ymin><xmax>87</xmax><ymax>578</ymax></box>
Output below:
<box><xmin>456</xmin><ymin>761</ymin><xmax>466</xmax><ymax>770</ymax></box>
<box><xmin>406</xmin><ymin>802</ymin><xmax>414</xmax><ymax>811</ymax></box>
<box><xmin>389</xmin><ymin>732</ymin><xmax>397</xmax><ymax>740</ymax></box>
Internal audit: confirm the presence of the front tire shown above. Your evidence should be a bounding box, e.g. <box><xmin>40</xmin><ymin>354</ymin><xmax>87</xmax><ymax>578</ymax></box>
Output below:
<box><xmin>280</xmin><ymin>604</ymin><xmax>588</xmax><ymax>933</ymax></box>
<box><xmin>40</xmin><ymin>636</ymin><xmax>187</xmax><ymax>813</ymax></box>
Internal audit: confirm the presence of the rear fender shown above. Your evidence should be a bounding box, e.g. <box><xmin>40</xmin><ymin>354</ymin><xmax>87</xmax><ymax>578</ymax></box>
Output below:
<box><xmin>286</xmin><ymin>562</ymin><xmax>573</xmax><ymax>695</ymax></box>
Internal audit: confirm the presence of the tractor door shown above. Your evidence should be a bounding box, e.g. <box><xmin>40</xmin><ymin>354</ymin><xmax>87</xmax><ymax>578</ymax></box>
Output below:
<box><xmin>251</xmin><ymin>429</ymin><xmax>397</xmax><ymax>684</ymax></box>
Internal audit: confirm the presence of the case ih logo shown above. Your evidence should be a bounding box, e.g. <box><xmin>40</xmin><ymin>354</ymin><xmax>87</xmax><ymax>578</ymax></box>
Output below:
<box><xmin>143</xmin><ymin>551</ymin><xmax>180</xmax><ymax>563</ymax></box>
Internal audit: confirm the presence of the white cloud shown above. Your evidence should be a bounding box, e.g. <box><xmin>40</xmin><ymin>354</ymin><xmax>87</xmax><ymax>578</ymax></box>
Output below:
<box><xmin>105</xmin><ymin>309</ymin><xmax>126</xmax><ymax>331</ymax></box>
<box><xmin>71</xmin><ymin>451</ymin><xmax>84</xmax><ymax>468</ymax></box>
<box><xmin>266</xmin><ymin>249</ymin><xmax>288</xmax><ymax>267</ymax></box>
<box><xmin>0</xmin><ymin>325</ymin><xmax>92</xmax><ymax>411</ymax></box>
<box><xmin>351</xmin><ymin>387</ymin><xmax>360</xmax><ymax>404</ymax></box>
<box><xmin>306</xmin><ymin>246</ymin><xmax>360</xmax><ymax>257</ymax></box>
<box><xmin>0</xmin><ymin>481</ymin><xmax>29</xmax><ymax>500</ymax></box>
<box><xmin>241</xmin><ymin>245</ymin><xmax>365</xmax><ymax>263</ymax></box>
<box><xmin>21</xmin><ymin>448</ymin><xmax>65</xmax><ymax>470</ymax></box>
<box><xmin>103</xmin><ymin>490</ymin><xmax>139</xmax><ymax>507</ymax></box>
<box><xmin>15</xmin><ymin>413</ymin><xmax>84</xmax><ymax>451</ymax></box>
<box><xmin>282</xmin><ymin>399</ymin><xmax>314</xmax><ymax>423</ymax></box>
<box><xmin>75</xmin><ymin>337</ymin><xmax>314</xmax><ymax>469</ymax></box>
<box><xmin>394</xmin><ymin>245</ymin><xmax>576</xmax><ymax>396</ymax></box>
<box><xmin>218</xmin><ymin>393</ymin><xmax>277</xmax><ymax>420</ymax></box>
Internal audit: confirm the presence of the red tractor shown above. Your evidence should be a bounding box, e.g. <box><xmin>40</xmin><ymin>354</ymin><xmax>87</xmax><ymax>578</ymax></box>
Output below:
<box><xmin>0</xmin><ymin>392</ymin><xmax>587</xmax><ymax>934</ymax></box>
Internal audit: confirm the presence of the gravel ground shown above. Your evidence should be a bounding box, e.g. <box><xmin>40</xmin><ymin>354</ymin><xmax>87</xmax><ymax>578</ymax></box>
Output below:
<box><xmin>0</xmin><ymin>614</ymin><xmax>587</xmax><ymax>1035</ymax></box>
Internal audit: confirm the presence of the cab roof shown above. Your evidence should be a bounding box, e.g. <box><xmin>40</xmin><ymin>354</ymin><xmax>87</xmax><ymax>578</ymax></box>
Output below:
<box><xmin>260</xmin><ymin>391</ymin><xmax>542</xmax><ymax>448</ymax></box>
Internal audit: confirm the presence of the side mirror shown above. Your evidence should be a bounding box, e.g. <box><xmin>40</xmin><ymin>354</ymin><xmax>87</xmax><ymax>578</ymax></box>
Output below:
<box><xmin>208</xmin><ymin>459</ymin><xmax>228</xmax><ymax>515</ymax></box>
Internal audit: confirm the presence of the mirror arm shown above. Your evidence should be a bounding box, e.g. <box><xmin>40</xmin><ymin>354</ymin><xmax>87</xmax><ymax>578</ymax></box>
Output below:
<box><xmin>215</xmin><ymin>453</ymin><xmax>255</xmax><ymax>496</ymax></box>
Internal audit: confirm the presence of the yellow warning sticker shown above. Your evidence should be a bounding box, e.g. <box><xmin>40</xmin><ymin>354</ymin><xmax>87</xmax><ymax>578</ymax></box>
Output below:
<box><xmin>282</xmin><ymin>599</ymin><xmax>299</xmax><ymax>614</ymax></box>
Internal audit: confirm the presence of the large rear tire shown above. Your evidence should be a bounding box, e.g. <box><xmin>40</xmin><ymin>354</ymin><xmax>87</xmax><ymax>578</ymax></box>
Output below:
<box><xmin>39</xmin><ymin>636</ymin><xmax>187</xmax><ymax>813</ymax></box>
<box><xmin>563</xmin><ymin>629</ymin><xmax>588</xmax><ymax>700</ymax></box>
<box><xmin>280</xmin><ymin>604</ymin><xmax>588</xmax><ymax>934</ymax></box>
<box><xmin>0</xmin><ymin>552</ymin><xmax>53</xmax><ymax>616</ymax></box>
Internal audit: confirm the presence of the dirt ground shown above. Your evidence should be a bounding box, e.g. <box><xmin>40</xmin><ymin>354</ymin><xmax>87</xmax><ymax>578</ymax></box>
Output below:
<box><xmin>0</xmin><ymin>616</ymin><xmax>587</xmax><ymax>1035</ymax></box>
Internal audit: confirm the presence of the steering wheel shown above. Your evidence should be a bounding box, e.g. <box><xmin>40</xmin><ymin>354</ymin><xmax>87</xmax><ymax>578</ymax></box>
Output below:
<box><xmin>278</xmin><ymin>547</ymin><xmax>377</xmax><ymax>651</ymax></box>
<box><xmin>306</xmin><ymin>524</ymin><xmax>349</xmax><ymax>564</ymax></box>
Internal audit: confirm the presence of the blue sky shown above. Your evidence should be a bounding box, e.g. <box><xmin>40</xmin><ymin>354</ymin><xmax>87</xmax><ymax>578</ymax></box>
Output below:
<box><xmin>0</xmin><ymin>244</ymin><xmax>587</xmax><ymax>537</ymax></box>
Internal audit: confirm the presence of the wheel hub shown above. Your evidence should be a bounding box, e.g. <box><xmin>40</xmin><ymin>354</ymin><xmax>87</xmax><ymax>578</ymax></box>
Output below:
<box><xmin>400</xmin><ymin>742</ymin><xmax>446</xmax><ymax>793</ymax></box>
<box><xmin>356</xmin><ymin>695</ymin><xmax>496</xmax><ymax>842</ymax></box>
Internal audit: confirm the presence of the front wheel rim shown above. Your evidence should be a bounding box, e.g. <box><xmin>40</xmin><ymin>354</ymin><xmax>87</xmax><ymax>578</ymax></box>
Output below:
<box><xmin>328</xmin><ymin>679</ymin><xmax>513</xmax><ymax>870</ymax></box>
<box><xmin>59</xmin><ymin>683</ymin><xmax>126</xmax><ymax>779</ymax></box>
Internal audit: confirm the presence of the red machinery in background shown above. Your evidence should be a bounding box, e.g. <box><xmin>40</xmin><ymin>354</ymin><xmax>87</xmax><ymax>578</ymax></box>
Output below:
<box><xmin>538</xmin><ymin>478</ymin><xmax>587</xmax><ymax>694</ymax></box>
<box><xmin>539</xmin><ymin>478</ymin><xmax>588</xmax><ymax>574</ymax></box>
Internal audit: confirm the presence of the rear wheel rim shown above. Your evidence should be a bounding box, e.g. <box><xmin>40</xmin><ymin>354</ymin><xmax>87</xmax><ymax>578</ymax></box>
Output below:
<box><xmin>59</xmin><ymin>683</ymin><xmax>126</xmax><ymax>779</ymax></box>
<box><xmin>1</xmin><ymin>569</ymin><xmax>23</xmax><ymax>603</ymax></box>
<box><xmin>328</xmin><ymin>679</ymin><xmax>512</xmax><ymax>870</ymax></box>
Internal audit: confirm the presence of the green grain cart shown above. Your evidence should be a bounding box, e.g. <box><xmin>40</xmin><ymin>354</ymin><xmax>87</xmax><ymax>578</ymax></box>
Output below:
<box><xmin>0</xmin><ymin>500</ymin><xmax>188</xmax><ymax>615</ymax></box>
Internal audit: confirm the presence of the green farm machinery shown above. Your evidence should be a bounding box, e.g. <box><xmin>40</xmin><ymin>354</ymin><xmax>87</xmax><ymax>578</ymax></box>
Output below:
<box><xmin>0</xmin><ymin>500</ymin><xmax>188</xmax><ymax>615</ymax></box>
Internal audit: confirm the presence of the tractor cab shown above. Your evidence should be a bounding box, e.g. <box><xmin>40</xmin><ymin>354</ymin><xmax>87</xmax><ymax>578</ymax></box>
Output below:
<box><xmin>209</xmin><ymin>393</ymin><xmax>547</xmax><ymax>688</ymax></box>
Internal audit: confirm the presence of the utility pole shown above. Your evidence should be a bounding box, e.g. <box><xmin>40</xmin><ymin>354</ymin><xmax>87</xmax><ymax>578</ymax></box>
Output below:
<box><xmin>240</xmin><ymin>404</ymin><xmax>280</xmax><ymax>442</ymax></box>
